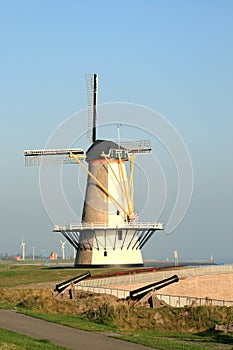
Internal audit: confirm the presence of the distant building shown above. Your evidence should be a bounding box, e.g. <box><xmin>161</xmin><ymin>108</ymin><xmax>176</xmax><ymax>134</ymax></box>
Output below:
<box><xmin>14</xmin><ymin>255</ymin><xmax>23</xmax><ymax>261</ymax></box>
<box><xmin>49</xmin><ymin>252</ymin><xmax>58</xmax><ymax>260</ymax></box>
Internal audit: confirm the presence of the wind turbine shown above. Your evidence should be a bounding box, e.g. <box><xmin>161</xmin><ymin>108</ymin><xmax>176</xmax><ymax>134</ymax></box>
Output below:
<box><xmin>174</xmin><ymin>249</ymin><xmax>179</xmax><ymax>266</ymax></box>
<box><xmin>59</xmin><ymin>239</ymin><xmax>66</xmax><ymax>260</ymax></box>
<box><xmin>21</xmin><ymin>237</ymin><xmax>26</xmax><ymax>260</ymax></box>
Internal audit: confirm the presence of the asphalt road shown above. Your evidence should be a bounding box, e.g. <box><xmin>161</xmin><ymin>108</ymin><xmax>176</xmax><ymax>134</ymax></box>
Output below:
<box><xmin>0</xmin><ymin>309</ymin><xmax>156</xmax><ymax>350</ymax></box>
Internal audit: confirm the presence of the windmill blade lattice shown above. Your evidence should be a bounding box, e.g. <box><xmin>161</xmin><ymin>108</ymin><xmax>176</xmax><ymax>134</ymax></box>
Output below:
<box><xmin>85</xmin><ymin>73</ymin><xmax>98</xmax><ymax>143</ymax></box>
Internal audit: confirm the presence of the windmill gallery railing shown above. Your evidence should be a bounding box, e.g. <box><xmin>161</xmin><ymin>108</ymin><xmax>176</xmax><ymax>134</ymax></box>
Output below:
<box><xmin>53</xmin><ymin>222</ymin><xmax>163</xmax><ymax>231</ymax></box>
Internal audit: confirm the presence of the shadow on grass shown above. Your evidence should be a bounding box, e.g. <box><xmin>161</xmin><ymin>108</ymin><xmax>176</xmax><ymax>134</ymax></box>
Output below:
<box><xmin>42</xmin><ymin>266</ymin><xmax>78</xmax><ymax>270</ymax></box>
<box><xmin>196</xmin><ymin>329</ymin><xmax>233</xmax><ymax>345</ymax></box>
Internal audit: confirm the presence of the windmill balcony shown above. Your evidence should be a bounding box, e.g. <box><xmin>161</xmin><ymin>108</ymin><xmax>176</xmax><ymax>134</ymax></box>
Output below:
<box><xmin>53</xmin><ymin>222</ymin><xmax>163</xmax><ymax>232</ymax></box>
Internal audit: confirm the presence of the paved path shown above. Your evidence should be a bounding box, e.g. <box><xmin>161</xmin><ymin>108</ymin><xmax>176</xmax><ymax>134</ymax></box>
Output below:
<box><xmin>0</xmin><ymin>309</ymin><xmax>155</xmax><ymax>350</ymax></box>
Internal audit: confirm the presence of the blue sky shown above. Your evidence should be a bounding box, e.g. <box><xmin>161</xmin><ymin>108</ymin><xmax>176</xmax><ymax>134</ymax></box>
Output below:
<box><xmin>0</xmin><ymin>0</ymin><xmax>233</xmax><ymax>262</ymax></box>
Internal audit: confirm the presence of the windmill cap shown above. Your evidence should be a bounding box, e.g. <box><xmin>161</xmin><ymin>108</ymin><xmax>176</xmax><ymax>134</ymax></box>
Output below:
<box><xmin>86</xmin><ymin>140</ymin><xmax>125</xmax><ymax>162</ymax></box>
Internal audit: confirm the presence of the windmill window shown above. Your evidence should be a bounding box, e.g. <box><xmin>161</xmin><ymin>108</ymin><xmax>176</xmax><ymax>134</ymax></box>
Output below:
<box><xmin>104</xmin><ymin>250</ymin><xmax>107</xmax><ymax>257</ymax></box>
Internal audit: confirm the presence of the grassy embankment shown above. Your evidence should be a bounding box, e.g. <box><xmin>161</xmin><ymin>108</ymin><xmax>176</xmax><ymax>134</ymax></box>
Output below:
<box><xmin>0</xmin><ymin>262</ymin><xmax>233</xmax><ymax>349</ymax></box>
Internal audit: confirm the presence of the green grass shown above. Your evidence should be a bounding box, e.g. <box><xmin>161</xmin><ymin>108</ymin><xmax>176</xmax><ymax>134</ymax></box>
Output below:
<box><xmin>0</xmin><ymin>262</ymin><xmax>127</xmax><ymax>288</ymax></box>
<box><xmin>119</xmin><ymin>329</ymin><xmax>233</xmax><ymax>350</ymax></box>
<box><xmin>0</xmin><ymin>328</ymin><xmax>70</xmax><ymax>350</ymax></box>
<box><xmin>0</xmin><ymin>264</ymin><xmax>79</xmax><ymax>287</ymax></box>
<box><xmin>21</xmin><ymin>310</ymin><xmax>115</xmax><ymax>332</ymax></box>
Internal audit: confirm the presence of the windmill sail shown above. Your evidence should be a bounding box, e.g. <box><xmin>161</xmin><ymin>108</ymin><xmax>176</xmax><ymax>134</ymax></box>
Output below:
<box><xmin>85</xmin><ymin>73</ymin><xmax>98</xmax><ymax>143</ymax></box>
<box><xmin>119</xmin><ymin>140</ymin><xmax>152</xmax><ymax>154</ymax></box>
<box><xmin>24</xmin><ymin>148</ymin><xmax>85</xmax><ymax>166</ymax></box>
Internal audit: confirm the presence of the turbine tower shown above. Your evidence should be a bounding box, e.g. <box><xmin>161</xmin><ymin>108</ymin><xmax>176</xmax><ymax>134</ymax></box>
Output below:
<box><xmin>21</xmin><ymin>237</ymin><xmax>25</xmax><ymax>260</ymax></box>
<box><xmin>24</xmin><ymin>74</ymin><xmax>163</xmax><ymax>268</ymax></box>
<box><xmin>59</xmin><ymin>239</ymin><xmax>66</xmax><ymax>260</ymax></box>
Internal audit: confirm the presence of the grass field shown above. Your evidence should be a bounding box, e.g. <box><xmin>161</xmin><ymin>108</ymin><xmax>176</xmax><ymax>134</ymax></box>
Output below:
<box><xmin>0</xmin><ymin>261</ymin><xmax>124</xmax><ymax>288</ymax></box>
<box><xmin>0</xmin><ymin>328</ymin><xmax>69</xmax><ymax>350</ymax></box>
<box><xmin>1</xmin><ymin>261</ymin><xmax>233</xmax><ymax>350</ymax></box>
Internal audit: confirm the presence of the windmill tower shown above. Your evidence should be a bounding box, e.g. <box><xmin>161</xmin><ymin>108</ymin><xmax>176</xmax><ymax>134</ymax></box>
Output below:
<box><xmin>21</xmin><ymin>237</ymin><xmax>26</xmax><ymax>260</ymax></box>
<box><xmin>59</xmin><ymin>239</ymin><xmax>66</xmax><ymax>260</ymax></box>
<box><xmin>24</xmin><ymin>74</ymin><xmax>163</xmax><ymax>268</ymax></box>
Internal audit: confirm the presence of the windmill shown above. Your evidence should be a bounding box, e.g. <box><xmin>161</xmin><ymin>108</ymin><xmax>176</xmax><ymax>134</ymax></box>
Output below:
<box><xmin>59</xmin><ymin>239</ymin><xmax>66</xmax><ymax>260</ymax></box>
<box><xmin>21</xmin><ymin>237</ymin><xmax>26</xmax><ymax>260</ymax></box>
<box><xmin>24</xmin><ymin>74</ymin><xmax>163</xmax><ymax>267</ymax></box>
